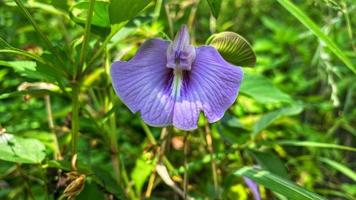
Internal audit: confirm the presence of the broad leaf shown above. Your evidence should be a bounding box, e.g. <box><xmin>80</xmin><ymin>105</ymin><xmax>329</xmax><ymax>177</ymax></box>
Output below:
<box><xmin>234</xmin><ymin>167</ymin><xmax>326</xmax><ymax>200</ymax></box>
<box><xmin>207</xmin><ymin>32</ymin><xmax>256</xmax><ymax>66</ymax></box>
<box><xmin>109</xmin><ymin>0</ymin><xmax>152</xmax><ymax>24</ymax></box>
<box><xmin>206</xmin><ymin>0</ymin><xmax>222</xmax><ymax>19</ymax></box>
<box><xmin>0</xmin><ymin>133</ymin><xmax>46</xmax><ymax>164</ymax></box>
<box><xmin>240</xmin><ymin>72</ymin><xmax>292</xmax><ymax>104</ymax></box>
<box><xmin>0</xmin><ymin>60</ymin><xmax>42</xmax><ymax>79</ymax></box>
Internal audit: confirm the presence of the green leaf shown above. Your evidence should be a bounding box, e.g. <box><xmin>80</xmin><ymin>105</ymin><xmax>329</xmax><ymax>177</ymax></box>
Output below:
<box><xmin>250</xmin><ymin>150</ymin><xmax>289</xmax><ymax>179</ymax></box>
<box><xmin>262</xmin><ymin>140</ymin><xmax>356</xmax><ymax>152</ymax></box>
<box><xmin>319</xmin><ymin>158</ymin><xmax>356</xmax><ymax>181</ymax></box>
<box><xmin>131</xmin><ymin>156</ymin><xmax>155</xmax><ymax>194</ymax></box>
<box><xmin>70</xmin><ymin>1</ymin><xmax>111</xmax><ymax>36</ymax></box>
<box><xmin>276</xmin><ymin>0</ymin><xmax>356</xmax><ymax>74</ymax></box>
<box><xmin>253</xmin><ymin>104</ymin><xmax>304</xmax><ymax>135</ymax></box>
<box><xmin>0</xmin><ymin>133</ymin><xmax>46</xmax><ymax>164</ymax></box>
<box><xmin>91</xmin><ymin>165</ymin><xmax>126</xmax><ymax>199</ymax></box>
<box><xmin>0</xmin><ymin>37</ymin><xmax>45</xmax><ymax>63</ymax></box>
<box><xmin>109</xmin><ymin>0</ymin><xmax>152</xmax><ymax>25</ymax></box>
<box><xmin>0</xmin><ymin>60</ymin><xmax>43</xmax><ymax>79</ymax></box>
<box><xmin>240</xmin><ymin>72</ymin><xmax>292</xmax><ymax>104</ymax></box>
<box><xmin>207</xmin><ymin>32</ymin><xmax>256</xmax><ymax>67</ymax></box>
<box><xmin>206</xmin><ymin>0</ymin><xmax>222</xmax><ymax>18</ymax></box>
<box><xmin>234</xmin><ymin>167</ymin><xmax>326</xmax><ymax>200</ymax></box>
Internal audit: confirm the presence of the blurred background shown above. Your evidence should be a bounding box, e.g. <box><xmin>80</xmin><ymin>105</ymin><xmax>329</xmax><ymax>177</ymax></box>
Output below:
<box><xmin>0</xmin><ymin>0</ymin><xmax>355</xmax><ymax>199</ymax></box>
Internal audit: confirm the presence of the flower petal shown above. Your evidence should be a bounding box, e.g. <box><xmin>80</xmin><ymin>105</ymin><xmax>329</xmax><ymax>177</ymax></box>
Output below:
<box><xmin>110</xmin><ymin>39</ymin><xmax>175</xmax><ymax>127</ymax></box>
<box><xmin>172</xmin><ymin>46</ymin><xmax>243</xmax><ymax>129</ymax></box>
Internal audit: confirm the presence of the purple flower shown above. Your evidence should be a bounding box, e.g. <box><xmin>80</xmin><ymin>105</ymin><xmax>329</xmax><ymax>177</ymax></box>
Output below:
<box><xmin>243</xmin><ymin>177</ymin><xmax>261</xmax><ymax>200</ymax></box>
<box><xmin>110</xmin><ymin>25</ymin><xmax>243</xmax><ymax>130</ymax></box>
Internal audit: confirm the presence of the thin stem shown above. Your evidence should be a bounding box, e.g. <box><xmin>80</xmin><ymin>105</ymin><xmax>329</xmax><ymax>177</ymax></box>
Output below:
<box><xmin>71</xmin><ymin>83</ymin><xmax>80</xmax><ymax>169</ymax></box>
<box><xmin>164</xmin><ymin>2</ymin><xmax>174</xmax><ymax>38</ymax></box>
<box><xmin>44</xmin><ymin>95</ymin><xmax>62</xmax><ymax>160</ymax></box>
<box><xmin>145</xmin><ymin>172</ymin><xmax>157</xmax><ymax>197</ymax></box>
<box><xmin>14</xmin><ymin>0</ymin><xmax>68</xmax><ymax>77</ymax></box>
<box><xmin>77</xmin><ymin>0</ymin><xmax>95</xmax><ymax>78</ymax></box>
<box><xmin>183</xmin><ymin>132</ymin><xmax>190</xmax><ymax>200</ymax></box>
<box><xmin>85</xmin><ymin>23</ymin><xmax>126</xmax><ymax>74</ymax></box>
<box><xmin>205</xmin><ymin>124</ymin><xmax>219</xmax><ymax>198</ymax></box>
<box><xmin>141</xmin><ymin>122</ymin><xmax>176</xmax><ymax>172</ymax></box>
<box><xmin>187</xmin><ymin>0</ymin><xmax>200</xmax><ymax>43</ymax></box>
<box><xmin>120</xmin><ymin>156</ymin><xmax>138</xmax><ymax>199</ymax></box>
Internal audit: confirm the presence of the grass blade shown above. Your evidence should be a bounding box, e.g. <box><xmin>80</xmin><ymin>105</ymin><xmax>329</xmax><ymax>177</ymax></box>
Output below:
<box><xmin>235</xmin><ymin>167</ymin><xmax>326</xmax><ymax>200</ymax></box>
<box><xmin>276</xmin><ymin>0</ymin><xmax>356</xmax><ymax>74</ymax></box>
<box><xmin>320</xmin><ymin>158</ymin><xmax>356</xmax><ymax>181</ymax></box>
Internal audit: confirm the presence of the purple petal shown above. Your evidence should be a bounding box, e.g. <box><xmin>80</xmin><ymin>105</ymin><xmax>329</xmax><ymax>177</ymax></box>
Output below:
<box><xmin>110</xmin><ymin>39</ymin><xmax>175</xmax><ymax>127</ymax></box>
<box><xmin>243</xmin><ymin>177</ymin><xmax>261</xmax><ymax>200</ymax></box>
<box><xmin>172</xmin><ymin>46</ymin><xmax>243</xmax><ymax>129</ymax></box>
<box><xmin>166</xmin><ymin>25</ymin><xmax>196</xmax><ymax>71</ymax></box>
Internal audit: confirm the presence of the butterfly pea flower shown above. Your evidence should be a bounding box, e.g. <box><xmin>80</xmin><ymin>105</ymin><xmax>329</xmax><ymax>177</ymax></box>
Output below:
<box><xmin>110</xmin><ymin>25</ymin><xmax>243</xmax><ymax>130</ymax></box>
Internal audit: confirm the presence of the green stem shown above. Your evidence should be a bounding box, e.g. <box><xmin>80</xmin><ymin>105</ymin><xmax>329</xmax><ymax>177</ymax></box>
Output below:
<box><xmin>205</xmin><ymin>124</ymin><xmax>219</xmax><ymax>199</ymax></box>
<box><xmin>77</xmin><ymin>0</ymin><xmax>95</xmax><ymax>78</ymax></box>
<box><xmin>183</xmin><ymin>132</ymin><xmax>190</xmax><ymax>200</ymax></box>
<box><xmin>71</xmin><ymin>83</ymin><xmax>80</xmax><ymax>167</ymax></box>
<box><xmin>44</xmin><ymin>95</ymin><xmax>61</xmax><ymax>160</ymax></box>
<box><xmin>85</xmin><ymin>23</ymin><xmax>126</xmax><ymax>74</ymax></box>
<box><xmin>140</xmin><ymin>121</ymin><xmax>175</xmax><ymax>172</ymax></box>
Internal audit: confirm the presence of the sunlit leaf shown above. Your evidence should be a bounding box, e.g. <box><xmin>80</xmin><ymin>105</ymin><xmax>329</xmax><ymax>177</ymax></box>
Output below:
<box><xmin>234</xmin><ymin>167</ymin><xmax>326</xmax><ymax>200</ymax></box>
<box><xmin>0</xmin><ymin>133</ymin><xmax>46</xmax><ymax>164</ymax></box>
<box><xmin>207</xmin><ymin>32</ymin><xmax>256</xmax><ymax>67</ymax></box>
<box><xmin>131</xmin><ymin>157</ymin><xmax>155</xmax><ymax>194</ymax></box>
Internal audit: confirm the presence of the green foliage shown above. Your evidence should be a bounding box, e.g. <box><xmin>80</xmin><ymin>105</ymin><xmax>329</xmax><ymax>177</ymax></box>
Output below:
<box><xmin>235</xmin><ymin>167</ymin><xmax>326</xmax><ymax>200</ymax></box>
<box><xmin>0</xmin><ymin>0</ymin><xmax>355</xmax><ymax>199</ymax></box>
<box><xmin>207</xmin><ymin>31</ymin><xmax>256</xmax><ymax>66</ymax></box>
<box><xmin>0</xmin><ymin>133</ymin><xmax>46</xmax><ymax>163</ymax></box>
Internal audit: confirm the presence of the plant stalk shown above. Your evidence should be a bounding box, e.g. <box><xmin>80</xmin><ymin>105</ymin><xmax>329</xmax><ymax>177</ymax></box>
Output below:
<box><xmin>77</xmin><ymin>0</ymin><xmax>95</xmax><ymax>78</ymax></box>
<box><xmin>71</xmin><ymin>83</ymin><xmax>80</xmax><ymax>169</ymax></box>
<box><xmin>205</xmin><ymin>124</ymin><xmax>219</xmax><ymax>198</ymax></box>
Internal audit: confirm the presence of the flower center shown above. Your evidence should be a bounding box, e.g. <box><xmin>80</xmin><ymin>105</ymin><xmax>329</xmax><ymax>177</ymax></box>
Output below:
<box><xmin>167</xmin><ymin>25</ymin><xmax>195</xmax><ymax>98</ymax></box>
<box><xmin>166</xmin><ymin>25</ymin><xmax>196</xmax><ymax>71</ymax></box>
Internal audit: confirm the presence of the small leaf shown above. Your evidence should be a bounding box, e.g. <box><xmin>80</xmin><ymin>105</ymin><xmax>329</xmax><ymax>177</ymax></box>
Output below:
<box><xmin>234</xmin><ymin>167</ymin><xmax>326</xmax><ymax>200</ymax></box>
<box><xmin>207</xmin><ymin>32</ymin><xmax>256</xmax><ymax>67</ymax></box>
<box><xmin>0</xmin><ymin>133</ymin><xmax>46</xmax><ymax>164</ymax></box>
<box><xmin>0</xmin><ymin>37</ymin><xmax>45</xmax><ymax>63</ymax></box>
<box><xmin>109</xmin><ymin>0</ymin><xmax>152</xmax><ymax>25</ymax></box>
<box><xmin>206</xmin><ymin>0</ymin><xmax>222</xmax><ymax>18</ymax></box>
<box><xmin>131</xmin><ymin>156</ymin><xmax>155</xmax><ymax>194</ymax></box>
<box><xmin>250</xmin><ymin>150</ymin><xmax>289</xmax><ymax>179</ymax></box>
<box><xmin>253</xmin><ymin>104</ymin><xmax>304</xmax><ymax>135</ymax></box>
<box><xmin>240</xmin><ymin>72</ymin><xmax>292</xmax><ymax>104</ymax></box>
